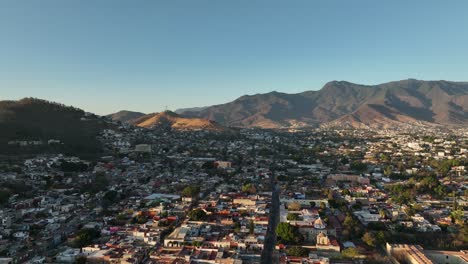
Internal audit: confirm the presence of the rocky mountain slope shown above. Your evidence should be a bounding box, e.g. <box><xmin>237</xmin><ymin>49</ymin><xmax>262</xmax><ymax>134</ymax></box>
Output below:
<box><xmin>182</xmin><ymin>79</ymin><xmax>468</xmax><ymax>128</ymax></box>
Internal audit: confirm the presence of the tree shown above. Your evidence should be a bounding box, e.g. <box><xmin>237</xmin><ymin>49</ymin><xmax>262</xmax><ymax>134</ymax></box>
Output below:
<box><xmin>0</xmin><ymin>190</ymin><xmax>10</xmax><ymax>204</ymax></box>
<box><xmin>75</xmin><ymin>256</ymin><xmax>87</xmax><ymax>264</ymax></box>
<box><xmin>343</xmin><ymin>214</ymin><xmax>362</xmax><ymax>239</ymax></box>
<box><xmin>319</xmin><ymin>202</ymin><xmax>327</xmax><ymax>210</ymax></box>
<box><xmin>286</xmin><ymin>246</ymin><xmax>310</xmax><ymax>257</ymax></box>
<box><xmin>181</xmin><ymin>185</ymin><xmax>200</xmax><ymax>198</ymax></box>
<box><xmin>341</xmin><ymin>247</ymin><xmax>359</xmax><ymax>259</ymax></box>
<box><xmin>72</xmin><ymin>228</ymin><xmax>100</xmax><ymax>248</ymax></box>
<box><xmin>362</xmin><ymin>232</ymin><xmax>376</xmax><ymax>247</ymax></box>
<box><xmin>102</xmin><ymin>190</ymin><xmax>119</xmax><ymax>208</ymax></box>
<box><xmin>241</xmin><ymin>183</ymin><xmax>257</xmax><ymax>194</ymax></box>
<box><xmin>276</xmin><ymin>222</ymin><xmax>302</xmax><ymax>244</ymax></box>
<box><xmin>133</xmin><ymin>214</ymin><xmax>149</xmax><ymax>224</ymax></box>
<box><xmin>233</xmin><ymin>221</ymin><xmax>241</xmax><ymax>233</ymax></box>
<box><xmin>287</xmin><ymin>213</ymin><xmax>300</xmax><ymax>221</ymax></box>
<box><xmin>201</xmin><ymin>161</ymin><xmax>215</xmax><ymax>170</ymax></box>
<box><xmin>288</xmin><ymin>202</ymin><xmax>301</xmax><ymax>211</ymax></box>
<box><xmin>379</xmin><ymin>209</ymin><xmax>386</xmax><ymax>219</ymax></box>
<box><xmin>188</xmin><ymin>208</ymin><xmax>206</xmax><ymax>221</ymax></box>
<box><xmin>384</xmin><ymin>165</ymin><xmax>393</xmax><ymax>176</ymax></box>
<box><xmin>375</xmin><ymin>231</ymin><xmax>386</xmax><ymax>245</ymax></box>
<box><xmin>450</xmin><ymin>209</ymin><xmax>464</xmax><ymax>225</ymax></box>
<box><xmin>249</xmin><ymin>220</ymin><xmax>255</xmax><ymax>234</ymax></box>
<box><xmin>344</xmin><ymin>214</ymin><xmax>356</xmax><ymax>228</ymax></box>
<box><xmin>350</xmin><ymin>161</ymin><xmax>368</xmax><ymax>172</ymax></box>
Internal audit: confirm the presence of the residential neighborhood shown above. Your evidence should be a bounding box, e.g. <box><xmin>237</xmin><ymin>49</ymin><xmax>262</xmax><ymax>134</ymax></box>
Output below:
<box><xmin>1</xmin><ymin>121</ymin><xmax>467</xmax><ymax>264</ymax></box>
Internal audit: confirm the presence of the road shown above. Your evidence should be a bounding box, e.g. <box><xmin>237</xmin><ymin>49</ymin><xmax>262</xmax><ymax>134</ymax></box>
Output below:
<box><xmin>260</xmin><ymin>182</ymin><xmax>280</xmax><ymax>264</ymax></box>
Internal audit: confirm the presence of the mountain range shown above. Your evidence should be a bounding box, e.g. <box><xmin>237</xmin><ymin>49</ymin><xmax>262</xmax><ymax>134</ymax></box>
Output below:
<box><xmin>176</xmin><ymin>79</ymin><xmax>468</xmax><ymax>128</ymax></box>
<box><xmin>3</xmin><ymin>79</ymin><xmax>468</xmax><ymax>151</ymax></box>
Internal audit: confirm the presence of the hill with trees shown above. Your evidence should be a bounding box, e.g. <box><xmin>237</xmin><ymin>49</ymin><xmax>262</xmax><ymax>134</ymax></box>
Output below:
<box><xmin>0</xmin><ymin>98</ymin><xmax>110</xmax><ymax>156</ymax></box>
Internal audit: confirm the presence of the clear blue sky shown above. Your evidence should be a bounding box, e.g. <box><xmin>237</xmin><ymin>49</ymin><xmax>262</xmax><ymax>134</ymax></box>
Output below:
<box><xmin>1</xmin><ymin>1</ymin><xmax>468</xmax><ymax>115</ymax></box>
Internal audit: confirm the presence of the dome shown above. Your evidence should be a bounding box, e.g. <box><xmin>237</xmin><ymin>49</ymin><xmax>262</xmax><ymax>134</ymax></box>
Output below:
<box><xmin>314</xmin><ymin>217</ymin><xmax>326</xmax><ymax>229</ymax></box>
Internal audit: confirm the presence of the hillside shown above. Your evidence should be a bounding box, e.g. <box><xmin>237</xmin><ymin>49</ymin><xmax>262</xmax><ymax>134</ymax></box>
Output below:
<box><xmin>175</xmin><ymin>106</ymin><xmax>209</xmax><ymax>115</ymax></box>
<box><xmin>131</xmin><ymin>111</ymin><xmax>229</xmax><ymax>131</ymax></box>
<box><xmin>107</xmin><ymin>110</ymin><xmax>145</xmax><ymax>123</ymax></box>
<box><xmin>0</xmin><ymin>98</ymin><xmax>109</xmax><ymax>155</ymax></box>
<box><xmin>182</xmin><ymin>79</ymin><xmax>468</xmax><ymax>128</ymax></box>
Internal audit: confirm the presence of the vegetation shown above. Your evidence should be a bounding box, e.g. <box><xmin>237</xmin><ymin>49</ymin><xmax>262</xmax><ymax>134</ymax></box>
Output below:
<box><xmin>249</xmin><ymin>220</ymin><xmax>255</xmax><ymax>234</ymax></box>
<box><xmin>0</xmin><ymin>98</ymin><xmax>107</xmax><ymax>156</ymax></box>
<box><xmin>362</xmin><ymin>232</ymin><xmax>376</xmax><ymax>247</ymax></box>
<box><xmin>241</xmin><ymin>183</ymin><xmax>257</xmax><ymax>194</ymax></box>
<box><xmin>350</xmin><ymin>161</ymin><xmax>368</xmax><ymax>172</ymax></box>
<box><xmin>72</xmin><ymin>228</ymin><xmax>100</xmax><ymax>248</ymax></box>
<box><xmin>287</xmin><ymin>201</ymin><xmax>301</xmax><ymax>211</ymax></box>
<box><xmin>287</xmin><ymin>213</ymin><xmax>300</xmax><ymax>221</ymax></box>
<box><xmin>285</xmin><ymin>246</ymin><xmax>310</xmax><ymax>257</ymax></box>
<box><xmin>341</xmin><ymin>247</ymin><xmax>360</xmax><ymax>259</ymax></box>
<box><xmin>276</xmin><ymin>222</ymin><xmax>303</xmax><ymax>244</ymax></box>
<box><xmin>188</xmin><ymin>208</ymin><xmax>207</xmax><ymax>221</ymax></box>
<box><xmin>58</xmin><ymin>160</ymin><xmax>89</xmax><ymax>172</ymax></box>
<box><xmin>181</xmin><ymin>185</ymin><xmax>200</xmax><ymax>198</ymax></box>
<box><xmin>386</xmin><ymin>173</ymin><xmax>450</xmax><ymax>204</ymax></box>
<box><xmin>0</xmin><ymin>190</ymin><xmax>10</xmax><ymax>204</ymax></box>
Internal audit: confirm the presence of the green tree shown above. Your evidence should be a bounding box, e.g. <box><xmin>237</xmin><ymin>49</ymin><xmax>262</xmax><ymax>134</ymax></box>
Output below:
<box><xmin>350</xmin><ymin>161</ymin><xmax>368</xmax><ymax>172</ymax></box>
<box><xmin>72</xmin><ymin>228</ymin><xmax>100</xmax><ymax>248</ymax></box>
<box><xmin>287</xmin><ymin>213</ymin><xmax>300</xmax><ymax>221</ymax></box>
<box><xmin>0</xmin><ymin>190</ymin><xmax>10</xmax><ymax>204</ymax></box>
<box><xmin>286</xmin><ymin>246</ymin><xmax>310</xmax><ymax>257</ymax></box>
<box><xmin>133</xmin><ymin>214</ymin><xmax>149</xmax><ymax>224</ymax></box>
<box><xmin>249</xmin><ymin>220</ymin><xmax>255</xmax><ymax>234</ymax></box>
<box><xmin>188</xmin><ymin>208</ymin><xmax>206</xmax><ymax>221</ymax></box>
<box><xmin>181</xmin><ymin>185</ymin><xmax>200</xmax><ymax>198</ymax></box>
<box><xmin>375</xmin><ymin>231</ymin><xmax>386</xmax><ymax>245</ymax></box>
<box><xmin>450</xmin><ymin>209</ymin><xmax>464</xmax><ymax>224</ymax></box>
<box><xmin>276</xmin><ymin>222</ymin><xmax>302</xmax><ymax>244</ymax></box>
<box><xmin>362</xmin><ymin>232</ymin><xmax>376</xmax><ymax>247</ymax></box>
<box><xmin>241</xmin><ymin>183</ymin><xmax>257</xmax><ymax>194</ymax></box>
<box><xmin>384</xmin><ymin>165</ymin><xmax>393</xmax><ymax>176</ymax></box>
<box><xmin>342</xmin><ymin>247</ymin><xmax>359</xmax><ymax>259</ymax></box>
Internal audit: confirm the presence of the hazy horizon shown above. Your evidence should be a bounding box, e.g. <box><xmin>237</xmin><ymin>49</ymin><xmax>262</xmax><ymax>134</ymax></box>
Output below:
<box><xmin>2</xmin><ymin>1</ymin><xmax>468</xmax><ymax>115</ymax></box>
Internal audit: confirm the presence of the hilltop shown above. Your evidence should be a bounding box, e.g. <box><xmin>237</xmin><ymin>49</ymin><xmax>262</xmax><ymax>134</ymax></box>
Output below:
<box><xmin>0</xmin><ymin>98</ymin><xmax>109</xmax><ymax>156</ymax></box>
<box><xmin>130</xmin><ymin>111</ymin><xmax>229</xmax><ymax>132</ymax></box>
<box><xmin>107</xmin><ymin>110</ymin><xmax>145</xmax><ymax>123</ymax></box>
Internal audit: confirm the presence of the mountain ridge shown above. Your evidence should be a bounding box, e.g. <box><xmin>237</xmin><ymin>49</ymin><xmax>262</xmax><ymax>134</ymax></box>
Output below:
<box><xmin>107</xmin><ymin>110</ymin><xmax>145</xmax><ymax>123</ymax></box>
<box><xmin>180</xmin><ymin>79</ymin><xmax>468</xmax><ymax>128</ymax></box>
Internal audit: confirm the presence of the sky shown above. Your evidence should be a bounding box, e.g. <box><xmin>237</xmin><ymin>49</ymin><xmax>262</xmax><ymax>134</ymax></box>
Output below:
<box><xmin>1</xmin><ymin>1</ymin><xmax>468</xmax><ymax>115</ymax></box>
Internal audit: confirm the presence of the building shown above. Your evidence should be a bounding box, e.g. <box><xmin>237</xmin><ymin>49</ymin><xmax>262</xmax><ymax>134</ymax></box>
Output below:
<box><xmin>386</xmin><ymin>243</ymin><xmax>433</xmax><ymax>264</ymax></box>
<box><xmin>316</xmin><ymin>233</ymin><xmax>340</xmax><ymax>252</ymax></box>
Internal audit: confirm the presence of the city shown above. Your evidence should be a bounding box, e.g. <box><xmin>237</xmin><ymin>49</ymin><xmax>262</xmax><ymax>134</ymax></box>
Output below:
<box><xmin>1</xmin><ymin>1</ymin><xmax>468</xmax><ymax>263</ymax></box>
<box><xmin>1</xmin><ymin>111</ymin><xmax>467</xmax><ymax>263</ymax></box>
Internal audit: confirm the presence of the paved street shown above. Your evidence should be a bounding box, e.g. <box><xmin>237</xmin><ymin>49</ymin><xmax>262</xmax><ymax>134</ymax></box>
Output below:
<box><xmin>260</xmin><ymin>182</ymin><xmax>280</xmax><ymax>264</ymax></box>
